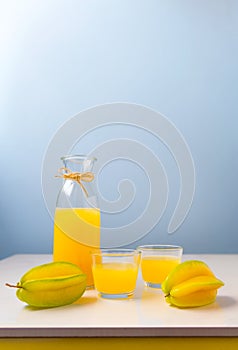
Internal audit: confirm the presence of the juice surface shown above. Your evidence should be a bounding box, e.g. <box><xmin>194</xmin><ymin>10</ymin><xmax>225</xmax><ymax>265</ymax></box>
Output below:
<box><xmin>53</xmin><ymin>208</ymin><xmax>100</xmax><ymax>287</ymax></box>
<box><xmin>92</xmin><ymin>262</ymin><xmax>138</xmax><ymax>294</ymax></box>
<box><xmin>141</xmin><ymin>256</ymin><xmax>180</xmax><ymax>284</ymax></box>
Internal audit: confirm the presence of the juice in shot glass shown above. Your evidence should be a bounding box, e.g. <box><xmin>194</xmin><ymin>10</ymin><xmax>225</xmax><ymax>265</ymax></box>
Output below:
<box><xmin>138</xmin><ymin>245</ymin><xmax>183</xmax><ymax>288</ymax></box>
<box><xmin>92</xmin><ymin>249</ymin><xmax>141</xmax><ymax>299</ymax></box>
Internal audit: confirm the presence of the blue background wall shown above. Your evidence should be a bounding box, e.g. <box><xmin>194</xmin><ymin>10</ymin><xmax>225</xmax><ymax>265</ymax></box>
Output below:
<box><xmin>1</xmin><ymin>0</ymin><xmax>238</xmax><ymax>258</ymax></box>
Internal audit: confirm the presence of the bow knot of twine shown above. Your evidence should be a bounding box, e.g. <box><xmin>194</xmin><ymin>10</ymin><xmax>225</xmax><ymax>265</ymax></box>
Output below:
<box><xmin>55</xmin><ymin>167</ymin><xmax>94</xmax><ymax>197</ymax></box>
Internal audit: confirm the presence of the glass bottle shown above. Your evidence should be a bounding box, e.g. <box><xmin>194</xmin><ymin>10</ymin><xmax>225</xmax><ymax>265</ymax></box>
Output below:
<box><xmin>53</xmin><ymin>155</ymin><xmax>100</xmax><ymax>288</ymax></box>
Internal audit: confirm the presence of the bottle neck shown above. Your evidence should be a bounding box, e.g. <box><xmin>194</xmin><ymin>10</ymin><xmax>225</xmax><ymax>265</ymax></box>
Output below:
<box><xmin>62</xmin><ymin>156</ymin><xmax>95</xmax><ymax>173</ymax></box>
<box><xmin>57</xmin><ymin>156</ymin><xmax>98</xmax><ymax>208</ymax></box>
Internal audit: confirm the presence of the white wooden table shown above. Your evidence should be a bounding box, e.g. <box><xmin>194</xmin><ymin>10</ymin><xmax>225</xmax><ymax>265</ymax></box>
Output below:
<box><xmin>0</xmin><ymin>254</ymin><xmax>237</xmax><ymax>349</ymax></box>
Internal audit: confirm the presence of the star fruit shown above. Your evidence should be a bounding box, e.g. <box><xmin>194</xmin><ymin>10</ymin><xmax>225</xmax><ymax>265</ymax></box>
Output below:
<box><xmin>6</xmin><ymin>261</ymin><xmax>87</xmax><ymax>308</ymax></box>
<box><xmin>162</xmin><ymin>260</ymin><xmax>224</xmax><ymax>308</ymax></box>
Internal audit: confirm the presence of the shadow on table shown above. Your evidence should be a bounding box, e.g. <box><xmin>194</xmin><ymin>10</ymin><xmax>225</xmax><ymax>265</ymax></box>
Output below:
<box><xmin>216</xmin><ymin>295</ymin><xmax>237</xmax><ymax>308</ymax></box>
<box><xmin>73</xmin><ymin>295</ymin><xmax>98</xmax><ymax>306</ymax></box>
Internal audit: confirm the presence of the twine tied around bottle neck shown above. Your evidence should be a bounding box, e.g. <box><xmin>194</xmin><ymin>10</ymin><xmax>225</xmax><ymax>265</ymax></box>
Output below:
<box><xmin>55</xmin><ymin>167</ymin><xmax>94</xmax><ymax>197</ymax></box>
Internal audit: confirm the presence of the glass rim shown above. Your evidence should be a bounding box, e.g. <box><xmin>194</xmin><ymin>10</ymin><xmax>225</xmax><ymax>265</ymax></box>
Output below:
<box><xmin>61</xmin><ymin>154</ymin><xmax>97</xmax><ymax>162</ymax></box>
<box><xmin>91</xmin><ymin>248</ymin><xmax>140</xmax><ymax>257</ymax></box>
<box><xmin>136</xmin><ymin>244</ymin><xmax>183</xmax><ymax>251</ymax></box>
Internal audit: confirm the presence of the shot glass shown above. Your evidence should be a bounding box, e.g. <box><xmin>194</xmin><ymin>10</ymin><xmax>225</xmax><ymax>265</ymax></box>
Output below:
<box><xmin>137</xmin><ymin>245</ymin><xmax>183</xmax><ymax>288</ymax></box>
<box><xmin>91</xmin><ymin>249</ymin><xmax>141</xmax><ymax>299</ymax></box>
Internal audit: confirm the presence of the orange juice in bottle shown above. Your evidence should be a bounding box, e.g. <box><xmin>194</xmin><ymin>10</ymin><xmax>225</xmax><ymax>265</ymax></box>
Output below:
<box><xmin>53</xmin><ymin>155</ymin><xmax>100</xmax><ymax>288</ymax></box>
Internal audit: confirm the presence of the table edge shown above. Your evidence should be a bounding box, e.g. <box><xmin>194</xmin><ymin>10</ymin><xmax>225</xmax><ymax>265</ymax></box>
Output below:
<box><xmin>1</xmin><ymin>327</ymin><xmax>238</xmax><ymax>338</ymax></box>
